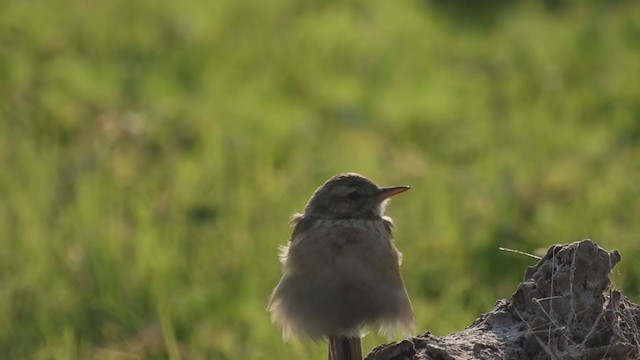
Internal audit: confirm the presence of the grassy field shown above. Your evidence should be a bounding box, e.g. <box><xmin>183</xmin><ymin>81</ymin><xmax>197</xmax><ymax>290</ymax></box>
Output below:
<box><xmin>2</xmin><ymin>1</ymin><xmax>640</xmax><ymax>359</ymax></box>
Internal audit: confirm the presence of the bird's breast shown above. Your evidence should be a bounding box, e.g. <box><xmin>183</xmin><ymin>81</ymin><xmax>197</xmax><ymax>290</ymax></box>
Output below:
<box><xmin>288</xmin><ymin>218</ymin><xmax>400</xmax><ymax>281</ymax></box>
<box><xmin>313</xmin><ymin>218</ymin><xmax>388</xmax><ymax>248</ymax></box>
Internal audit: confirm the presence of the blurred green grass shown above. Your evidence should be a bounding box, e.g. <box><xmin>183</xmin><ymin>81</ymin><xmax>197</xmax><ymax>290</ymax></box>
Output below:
<box><xmin>1</xmin><ymin>0</ymin><xmax>640</xmax><ymax>359</ymax></box>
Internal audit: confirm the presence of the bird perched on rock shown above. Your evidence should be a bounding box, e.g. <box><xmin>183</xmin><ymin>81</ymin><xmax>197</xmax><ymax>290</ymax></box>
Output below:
<box><xmin>268</xmin><ymin>173</ymin><xmax>415</xmax><ymax>360</ymax></box>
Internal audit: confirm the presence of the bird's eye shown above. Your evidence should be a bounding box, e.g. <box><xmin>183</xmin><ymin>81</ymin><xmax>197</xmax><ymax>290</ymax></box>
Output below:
<box><xmin>347</xmin><ymin>191</ymin><xmax>361</xmax><ymax>201</ymax></box>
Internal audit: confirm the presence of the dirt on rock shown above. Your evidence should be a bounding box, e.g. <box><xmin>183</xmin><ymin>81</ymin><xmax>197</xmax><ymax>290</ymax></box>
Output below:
<box><xmin>366</xmin><ymin>240</ymin><xmax>640</xmax><ymax>360</ymax></box>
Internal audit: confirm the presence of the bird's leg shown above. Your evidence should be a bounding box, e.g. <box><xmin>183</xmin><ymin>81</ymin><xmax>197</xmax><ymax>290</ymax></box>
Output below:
<box><xmin>328</xmin><ymin>335</ymin><xmax>362</xmax><ymax>360</ymax></box>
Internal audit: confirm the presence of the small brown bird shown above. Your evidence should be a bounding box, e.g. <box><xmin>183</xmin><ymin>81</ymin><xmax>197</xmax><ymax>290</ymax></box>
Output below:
<box><xmin>268</xmin><ymin>173</ymin><xmax>415</xmax><ymax>359</ymax></box>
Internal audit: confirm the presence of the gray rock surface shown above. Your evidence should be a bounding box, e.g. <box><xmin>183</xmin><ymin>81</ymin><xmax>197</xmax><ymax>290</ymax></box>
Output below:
<box><xmin>366</xmin><ymin>240</ymin><xmax>640</xmax><ymax>360</ymax></box>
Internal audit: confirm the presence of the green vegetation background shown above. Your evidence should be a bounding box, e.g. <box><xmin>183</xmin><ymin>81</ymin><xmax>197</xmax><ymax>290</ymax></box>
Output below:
<box><xmin>1</xmin><ymin>0</ymin><xmax>640</xmax><ymax>359</ymax></box>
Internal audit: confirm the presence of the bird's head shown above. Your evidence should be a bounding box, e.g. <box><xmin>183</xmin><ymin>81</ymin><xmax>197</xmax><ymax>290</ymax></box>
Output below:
<box><xmin>303</xmin><ymin>173</ymin><xmax>409</xmax><ymax>219</ymax></box>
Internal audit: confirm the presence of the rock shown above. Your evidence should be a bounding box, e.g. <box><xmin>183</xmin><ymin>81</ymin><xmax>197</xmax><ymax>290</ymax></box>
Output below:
<box><xmin>366</xmin><ymin>240</ymin><xmax>640</xmax><ymax>360</ymax></box>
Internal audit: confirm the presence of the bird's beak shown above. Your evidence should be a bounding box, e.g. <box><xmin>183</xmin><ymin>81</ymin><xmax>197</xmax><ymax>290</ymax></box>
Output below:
<box><xmin>375</xmin><ymin>185</ymin><xmax>410</xmax><ymax>201</ymax></box>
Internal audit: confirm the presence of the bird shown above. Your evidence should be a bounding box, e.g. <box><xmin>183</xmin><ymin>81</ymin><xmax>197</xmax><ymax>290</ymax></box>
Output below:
<box><xmin>268</xmin><ymin>173</ymin><xmax>415</xmax><ymax>360</ymax></box>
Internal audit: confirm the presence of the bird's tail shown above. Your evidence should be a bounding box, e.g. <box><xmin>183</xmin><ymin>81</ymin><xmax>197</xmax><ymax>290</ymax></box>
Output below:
<box><xmin>328</xmin><ymin>336</ymin><xmax>362</xmax><ymax>360</ymax></box>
